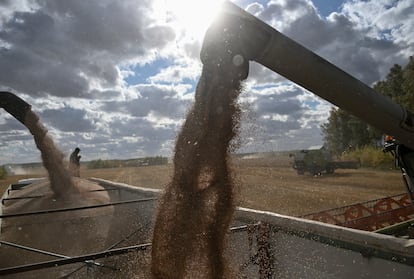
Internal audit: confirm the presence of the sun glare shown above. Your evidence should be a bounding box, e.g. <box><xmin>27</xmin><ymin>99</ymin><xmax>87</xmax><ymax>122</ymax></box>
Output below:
<box><xmin>157</xmin><ymin>0</ymin><xmax>224</xmax><ymax>41</ymax></box>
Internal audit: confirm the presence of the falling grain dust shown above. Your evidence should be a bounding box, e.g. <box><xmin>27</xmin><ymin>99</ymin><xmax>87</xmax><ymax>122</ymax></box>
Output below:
<box><xmin>151</xmin><ymin>23</ymin><xmax>248</xmax><ymax>278</ymax></box>
<box><xmin>24</xmin><ymin>110</ymin><xmax>77</xmax><ymax>197</ymax></box>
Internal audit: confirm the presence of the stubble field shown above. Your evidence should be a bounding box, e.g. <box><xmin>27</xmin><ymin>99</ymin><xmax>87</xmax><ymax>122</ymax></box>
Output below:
<box><xmin>1</xmin><ymin>154</ymin><xmax>404</xmax><ymax>216</ymax></box>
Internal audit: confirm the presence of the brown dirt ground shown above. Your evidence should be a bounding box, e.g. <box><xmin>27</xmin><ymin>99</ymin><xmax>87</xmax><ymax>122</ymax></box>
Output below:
<box><xmin>1</xmin><ymin>154</ymin><xmax>404</xmax><ymax>217</ymax></box>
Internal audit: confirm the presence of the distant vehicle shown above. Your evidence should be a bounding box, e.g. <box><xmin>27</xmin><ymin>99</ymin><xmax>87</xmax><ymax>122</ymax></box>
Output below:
<box><xmin>289</xmin><ymin>147</ymin><xmax>360</xmax><ymax>175</ymax></box>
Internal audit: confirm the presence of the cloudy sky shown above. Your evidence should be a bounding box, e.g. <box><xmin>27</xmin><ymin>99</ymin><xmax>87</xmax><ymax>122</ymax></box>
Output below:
<box><xmin>0</xmin><ymin>0</ymin><xmax>413</xmax><ymax>164</ymax></box>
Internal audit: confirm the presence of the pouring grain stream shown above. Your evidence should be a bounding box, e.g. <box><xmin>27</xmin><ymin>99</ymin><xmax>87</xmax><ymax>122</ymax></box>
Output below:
<box><xmin>23</xmin><ymin>110</ymin><xmax>78</xmax><ymax>197</ymax></box>
<box><xmin>0</xmin><ymin>92</ymin><xmax>77</xmax><ymax>197</ymax></box>
<box><xmin>151</xmin><ymin>20</ymin><xmax>249</xmax><ymax>278</ymax></box>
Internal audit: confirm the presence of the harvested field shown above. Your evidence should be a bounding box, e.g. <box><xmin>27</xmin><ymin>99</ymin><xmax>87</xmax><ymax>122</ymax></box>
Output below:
<box><xmin>1</xmin><ymin>154</ymin><xmax>403</xmax><ymax>216</ymax></box>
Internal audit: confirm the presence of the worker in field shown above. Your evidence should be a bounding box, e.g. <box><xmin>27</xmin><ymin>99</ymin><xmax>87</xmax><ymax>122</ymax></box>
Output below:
<box><xmin>69</xmin><ymin>147</ymin><xmax>81</xmax><ymax>177</ymax></box>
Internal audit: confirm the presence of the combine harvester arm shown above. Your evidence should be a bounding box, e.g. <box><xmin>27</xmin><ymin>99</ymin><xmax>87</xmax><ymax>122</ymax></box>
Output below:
<box><xmin>204</xmin><ymin>1</ymin><xmax>414</xmax><ymax>151</ymax></box>
<box><xmin>204</xmin><ymin>1</ymin><xmax>414</xmax><ymax>203</ymax></box>
<box><xmin>0</xmin><ymin>91</ymin><xmax>33</xmax><ymax>125</ymax></box>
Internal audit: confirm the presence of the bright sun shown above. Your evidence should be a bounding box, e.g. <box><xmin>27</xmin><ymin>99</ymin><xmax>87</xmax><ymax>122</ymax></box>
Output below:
<box><xmin>156</xmin><ymin>0</ymin><xmax>224</xmax><ymax>41</ymax></box>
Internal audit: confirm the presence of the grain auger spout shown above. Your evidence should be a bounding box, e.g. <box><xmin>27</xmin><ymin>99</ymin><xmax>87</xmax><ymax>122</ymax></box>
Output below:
<box><xmin>202</xmin><ymin>1</ymin><xmax>414</xmax><ymax>151</ymax></box>
<box><xmin>0</xmin><ymin>91</ymin><xmax>77</xmax><ymax>196</ymax></box>
<box><xmin>0</xmin><ymin>91</ymin><xmax>33</xmax><ymax>125</ymax></box>
<box><xmin>202</xmin><ymin>1</ymin><xmax>414</xmax><ymax>203</ymax></box>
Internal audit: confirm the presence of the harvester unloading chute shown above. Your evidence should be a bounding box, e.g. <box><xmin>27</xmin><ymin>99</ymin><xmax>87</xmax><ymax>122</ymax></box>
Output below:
<box><xmin>202</xmin><ymin>1</ymin><xmax>414</xmax><ymax>201</ymax></box>
<box><xmin>0</xmin><ymin>91</ymin><xmax>33</xmax><ymax>125</ymax></box>
<box><xmin>204</xmin><ymin>1</ymin><xmax>414</xmax><ymax>151</ymax></box>
<box><xmin>0</xmin><ymin>91</ymin><xmax>78</xmax><ymax>197</ymax></box>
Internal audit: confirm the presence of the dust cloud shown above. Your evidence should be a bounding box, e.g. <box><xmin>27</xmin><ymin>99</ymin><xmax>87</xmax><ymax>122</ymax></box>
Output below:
<box><xmin>23</xmin><ymin>110</ymin><xmax>77</xmax><ymax>197</ymax></box>
<box><xmin>151</xmin><ymin>25</ymin><xmax>248</xmax><ymax>277</ymax></box>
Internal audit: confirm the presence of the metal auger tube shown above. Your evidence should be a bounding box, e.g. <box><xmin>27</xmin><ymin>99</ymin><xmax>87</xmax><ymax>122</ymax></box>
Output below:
<box><xmin>0</xmin><ymin>91</ymin><xmax>32</xmax><ymax>125</ymax></box>
<box><xmin>207</xmin><ymin>1</ymin><xmax>414</xmax><ymax>149</ymax></box>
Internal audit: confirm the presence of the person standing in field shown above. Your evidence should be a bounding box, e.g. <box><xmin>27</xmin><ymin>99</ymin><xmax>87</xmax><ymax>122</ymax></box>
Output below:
<box><xmin>69</xmin><ymin>147</ymin><xmax>81</xmax><ymax>177</ymax></box>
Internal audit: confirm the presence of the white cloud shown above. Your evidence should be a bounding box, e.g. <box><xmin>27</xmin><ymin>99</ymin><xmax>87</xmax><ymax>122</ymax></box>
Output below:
<box><xmin>148</xmin><ymin>62</ymin><xmax>201</xmax><ymax>84</ymax></box>
<box><xmin>0</xmin><ymin>0</ymin><xmax>175</xmax><ymax>98</ymax></box>
<box><xmin>342</xmin><ymin>0</ymin><xmax>414</xmax><ymax>57</ymax></box>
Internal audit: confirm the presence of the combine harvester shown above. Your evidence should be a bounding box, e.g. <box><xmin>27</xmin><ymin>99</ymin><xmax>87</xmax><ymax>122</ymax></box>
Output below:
<box><xmin>289</xmin><ymin>147</ymin><xmax>360</xmax><ymax>175</ymax></box>
<box><xmin>1</xmin><ymin>1</ymin><xmax>414</xmax><ymax>277</ymax></box>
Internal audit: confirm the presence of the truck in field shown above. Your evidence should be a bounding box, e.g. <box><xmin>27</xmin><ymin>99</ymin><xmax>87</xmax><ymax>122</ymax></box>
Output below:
<box><xmin>290</xmin><ymin>147</ymin><xmax>360</xmax><ymax>175</ymax></box>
